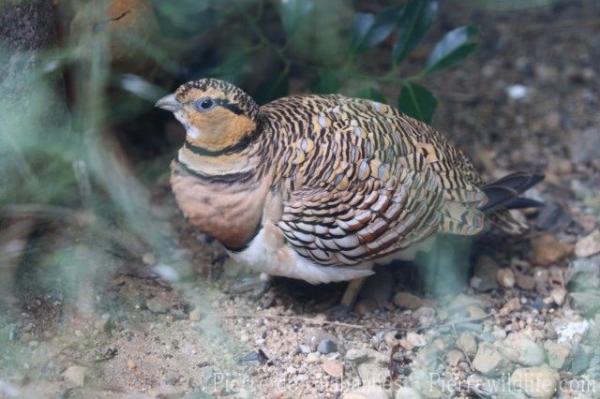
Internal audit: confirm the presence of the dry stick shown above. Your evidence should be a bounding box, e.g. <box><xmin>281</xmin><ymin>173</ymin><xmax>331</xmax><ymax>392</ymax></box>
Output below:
<box><xmin>434</xmin><ymin>313</ymin><xmax>493</xmax><ymax>330</ymax></box>
<box><xmin>225</xmin><ymin>314</ymin><xmax>371</xmax><ymax>330</ymax></box>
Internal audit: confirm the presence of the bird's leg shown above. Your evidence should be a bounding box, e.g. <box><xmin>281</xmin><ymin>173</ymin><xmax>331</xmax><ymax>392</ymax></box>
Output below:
<box><xmin>327</xmin><ymin>277</ymin><xmax>368</xmax><ymax>319</ymax></box>
<box><xmin>340</xmin><ymin>277</ymin><xmax>368</xmax><ymax>307</ymax></box>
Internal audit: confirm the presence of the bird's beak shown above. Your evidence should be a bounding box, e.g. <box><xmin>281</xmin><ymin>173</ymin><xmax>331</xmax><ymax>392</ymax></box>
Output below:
<box><xmin>155</xmin><ymin>93</ymin><xmax>181</xmax><ymax>112</ymax></box>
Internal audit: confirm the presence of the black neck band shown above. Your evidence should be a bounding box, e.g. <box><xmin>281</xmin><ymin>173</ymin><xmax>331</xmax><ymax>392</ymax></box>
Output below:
<box><xmin>184</xmin><ymin>126</ymin><xmax>260</xmax><ymax>157</ymax></box>
<box><xmin>175</xmin><ymin>159</ymin><xmax>254</xmax><ymax>184</ymax></box>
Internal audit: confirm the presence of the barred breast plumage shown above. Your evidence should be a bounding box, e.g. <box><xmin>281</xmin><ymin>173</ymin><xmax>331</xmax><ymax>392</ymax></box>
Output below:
<box><xmin>157</xmin><ymin>78</ymin><xmax>542</xmax><ymax>289</ymax></box>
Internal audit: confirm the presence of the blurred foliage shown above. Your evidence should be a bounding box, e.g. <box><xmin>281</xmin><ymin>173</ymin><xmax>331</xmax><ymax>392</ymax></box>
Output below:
<box><xmin>0</xmin><ymin>0</ymin><xmax>481</xmax><ymax>320</ymax></box>
<box><xmin>0</xmin><ymin>0</ymin><xmax>482</xmax><ymax>314</ymax></box>
<box><xmin>456</xmin><ymin>0</ymin><xmax>562</xmax><ymax>11</ymax></box>
<box><xmin>135</xmin><ymin>0</ymin><xmax>480</xmax><ymax>123</ymax></box>
<box><xmin>0</xmin><ymin>0</ymin><xmax>483</xmax><ymax>386</ymax></box>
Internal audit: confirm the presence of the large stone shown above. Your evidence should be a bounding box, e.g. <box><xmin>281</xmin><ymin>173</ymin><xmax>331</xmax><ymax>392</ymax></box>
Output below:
<box><xmin>446</xmin><ymin>349</ymin><xmax>465</xmax><ymax>367</ymax></box>
<box><xmin>457</xmin><ymin>332</ymin><xmax>478</xmax><ymax>357</ymax></box>
<box><xmin>575</xmin><ymin>230</ymin><xmax>600</xmax><ymax>258</ymax></box>
<box><xmin>393</xmin><ymin>292</ymin><xmax>424</xmax><ymax>310</ymax></box>
<box><xmin>544</xmin><ymin>340</ymin><xmax>571</xmax><ymax>370</ymax></box>
<box><xmin>531</xmin><ymin>234</ymin><xmax>573</xmax><ymax>266</ymax></box>
<box><xmin>409</xmin><ymin>369</ymin><xmax>444</xmax><ymax>398</ymax></box>
<box><xmin>473</xmin><ymin>343</ymin><xmax>509</xmax><ymax>376</ymax></box>
<box><xmin>498</xmin><ymin>333</ymin><xmax>545</xmax><ymax>366</ymax></box>
<box><xmin>395</xmin><ymin>386</ymin><xmax>423</xmax><ymax>399</ymax></box>
<box><xmin>510</xmin><ymin>366</ymin><xmax>559</xmax><ymax>399</ymax></box>
<box><xmin>343</xmin><ymin>386</ymin><xmax>390</xmax><ymax>399</ymax></box>
<box><xmin>345</xmin><ymin>348</ymin><xmax>387</xmax><ymax>364</ymax></box>
<box><xmin>357</xmin><ymin>362</ymin><xmax>389</xmax><ymax>386</ymax></box>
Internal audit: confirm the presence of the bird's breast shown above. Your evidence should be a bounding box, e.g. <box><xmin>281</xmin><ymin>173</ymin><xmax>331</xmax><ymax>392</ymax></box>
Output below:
<box><xmin>170</xmin><ymin>161</ymin><xmax>269</xmax><ymax>250</ymax></box>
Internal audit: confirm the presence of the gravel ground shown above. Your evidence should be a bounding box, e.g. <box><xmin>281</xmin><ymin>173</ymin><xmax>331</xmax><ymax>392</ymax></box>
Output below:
<box><xmin>1</xmin><ymin>2</ymin><xmax>600</xmax><ymax>398</ymax></box>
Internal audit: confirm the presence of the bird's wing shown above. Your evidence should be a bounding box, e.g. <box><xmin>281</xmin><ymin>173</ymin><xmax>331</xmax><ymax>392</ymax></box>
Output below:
<box><xmin>262</xmin><ymin>95</ymin><xmax>486</xmax><ymax>266</ymax></box>
<box><xmin>278</xmin><ymin>165</ymin><xmax>443</xmax><ymax>266</ymax></box>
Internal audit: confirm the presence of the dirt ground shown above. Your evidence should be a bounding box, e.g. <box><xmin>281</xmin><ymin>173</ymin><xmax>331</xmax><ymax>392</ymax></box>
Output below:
<box><xmin>2</xmin><ymin>2</ymin><xmax>600</xmax><ymax>398</ymax></box>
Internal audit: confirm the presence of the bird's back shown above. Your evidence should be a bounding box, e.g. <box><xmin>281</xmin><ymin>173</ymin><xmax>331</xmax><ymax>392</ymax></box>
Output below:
<box><xmin>257</xmin><ymin>94</ymin><xmax>487</xmax><ymax>267</ymax></box>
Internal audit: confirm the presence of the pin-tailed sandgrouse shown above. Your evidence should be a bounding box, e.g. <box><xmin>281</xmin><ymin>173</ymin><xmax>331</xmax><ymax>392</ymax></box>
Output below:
<box><xmin>156</xmin><ymin>78</ymin><xmax>542</xmax><ymax>305</ymax></box>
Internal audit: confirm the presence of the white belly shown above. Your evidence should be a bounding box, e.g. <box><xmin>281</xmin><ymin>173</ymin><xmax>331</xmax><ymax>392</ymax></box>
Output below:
<box><xmin>227</xmin><ymin>228</ymin><xmax>435</xmax><ymax>284</ymax></box>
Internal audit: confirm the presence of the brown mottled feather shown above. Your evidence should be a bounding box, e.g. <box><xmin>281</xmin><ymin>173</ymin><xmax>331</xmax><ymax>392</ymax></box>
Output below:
<box><xmin>166</xmin><ymin>80</ymin><xmax>537</xmax><ymax>272</ymax></box>
<box><xmin>238</xmin><ymin>94</ymin><xmax>488</xmax><ymax>266</ymax></box>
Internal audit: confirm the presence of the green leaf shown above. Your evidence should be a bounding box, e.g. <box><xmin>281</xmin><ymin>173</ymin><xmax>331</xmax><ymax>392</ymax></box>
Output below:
<box><xmin>279</xmin><ymin>0</ymin><xmax>315</xmax><ymax>36</ymax></box>
<box><xmin>312</xmin><ymin>71</ymin><xmax>342</xmax><ymax>94</ymax></box>
<box><xmin>425</xmin><ymin>26</ymin><xmax>479</xmax><ymax>74</ymax></box>
<box><xmin>350</xmin><ymin>6</ymin><xmax>402</xmax><ymax>54</ymax></box>
<box><xmin>397</xmin><ymin>82</ymin><xmax>437</xmax><ymax>123</ymax></box>
<box><xmin>393</xmin><ymin>0</ymin><xmax>438</xmax><ymax>64</ymax></box>
<box><xmin>355</xmin><ymin>87</ymin><xmax>386</xmax><ymax>103</ymax></box>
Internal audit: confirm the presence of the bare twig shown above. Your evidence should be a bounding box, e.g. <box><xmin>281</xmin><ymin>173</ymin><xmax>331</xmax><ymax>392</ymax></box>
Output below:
<box><xmin>225</xmin><ymin>313</ymin><xmax>371</xmax><ymax>330</ymax></box>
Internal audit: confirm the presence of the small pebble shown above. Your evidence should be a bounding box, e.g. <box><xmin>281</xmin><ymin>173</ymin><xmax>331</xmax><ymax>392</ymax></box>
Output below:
<box><xmin>400</xmin><ymin>332</ymin><xmax>426</xmax><ymax>350</ymax></box>
<box><xmin>345</xmin><ymin>348</ymin><xmax>370</xmax><ymax>363</ymax></box>
<box><xmin>142</xmin><ymin>253</ymin><xmax>156</xmax><ymax>265</ymax></box>
<box><xmin>550</xmin><ymin>287</ymin><xmax>567</xmax><ymax>306</ymax></box>
<box><xmin>506</xmin><ymin>84</ymin><xmax>528</xmax><ymax>100</ymax></box>
<box><xmin>62</xmin><ymin>366</ymin><xmax>87</xmax><ymax>387</ymax></box>
<box><xmin>127</xmin><ymin>359</ymin><xmax>137</xmax><ymax>371</ymax></box>
<box><xmin>354</xmin><ymin>298</ymin><xmax>377</xmax><ymax>316</ymax></box>
<box><xmin>306</xmin><ymin>352</ymin><xmax>321</xmax><ymax>363</ymax></box>
<box><xmin>446</xmin><ymin>349</ymin><xmax>464</xmax><ymax>367</ymax></box>
<box><xmin>413</xmin><ymin>306</ymin><xmax>437</xmax><ymax>327</ymax></box>
<box><xmin>457</xmin><ymin>332</ymin><xmax>477</xmax><ymax>357</ymax></box>
<box><xmin>499</xmin><ymin>297</ymin><xmax>521</xmax><ymax>316</ymax></box>
<box><xmin>317</xmin><ymin>339</ymin><xmax>338</xmax><ymax>354</ymax></box>
<box><xmin>188</xmin><ymin>308</ymin><xmax>203</xmax><ymax>321</ymax></box>
<box><xmin>238</xmin><ymin>350</ymin><xmax>269</xmax><ymax>366</ymax></box>
<box><xmin>466</xmin><ymin>305</ymin><xmax>487</xmax><ymax>319</ymax></box>
<box><xmin>516</xmin><ymin>272</ymin><xmax>536</xmax><ymax>291</ymax></box>
<box><xmin>321</xmin><ymin>359</ymin><xmax>343</xmax><ymax>379</ymax></box>
<box><xmin>145</xmin><ymin>297</ymin><xmax>169</xmax><ymax>314</ymax></box>
<box><xmin>497</xmin><ymin>268</ymin><xmax>515</xmax><ymax>288</ymax></box>
<box><xmin>393</xmin><ymin>292</ymin><xmax>423</xmax><ymax>310</ymax></box>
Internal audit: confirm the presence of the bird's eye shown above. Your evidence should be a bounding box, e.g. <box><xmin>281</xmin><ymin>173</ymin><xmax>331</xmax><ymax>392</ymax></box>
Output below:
<box><xmin>195</xmin><ymin>98</ymin><xmax>214</xmax><ymax>111</ymax></box>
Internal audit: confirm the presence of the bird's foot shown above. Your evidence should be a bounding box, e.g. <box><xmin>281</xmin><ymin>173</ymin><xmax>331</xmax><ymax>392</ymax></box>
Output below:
<box><xmin>227</xmin><ymin>273</ymin><xmax>271</xmax><ymax>299</ymax></box>
<box><xmin>325</xmin><ymin>303</ymin><xmax>352</xmax><ymax>320</ymax></box>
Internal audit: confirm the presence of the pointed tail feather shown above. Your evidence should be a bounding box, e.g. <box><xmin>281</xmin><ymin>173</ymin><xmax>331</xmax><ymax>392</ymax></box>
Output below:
<box><xmin>480</xmin><ymin>172</ymin><xmax>544</xmax><ymax>214</ymax></box>
<box><xmin>480</xmin><ymin>172</ymin><xmax>544</xmax><ymax>235</ymax></box>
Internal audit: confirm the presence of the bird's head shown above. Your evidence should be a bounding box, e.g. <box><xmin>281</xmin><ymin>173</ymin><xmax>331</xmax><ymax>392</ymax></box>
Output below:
<box><xmin>155</xmin><ymin>78</ymin><xmax>259</xmax><ymax>153</ymax></box>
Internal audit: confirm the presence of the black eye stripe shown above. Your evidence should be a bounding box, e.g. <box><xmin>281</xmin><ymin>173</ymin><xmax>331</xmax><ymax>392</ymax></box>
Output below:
<box><xmin>214</xmin><ymin>99</ymin><xmax>244</xmax><ymax>115</ymax></box>
<box><xmin>191</xmin><ymin>97</ymin><xmax>244</xmax><ymax>115</ymax></box>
